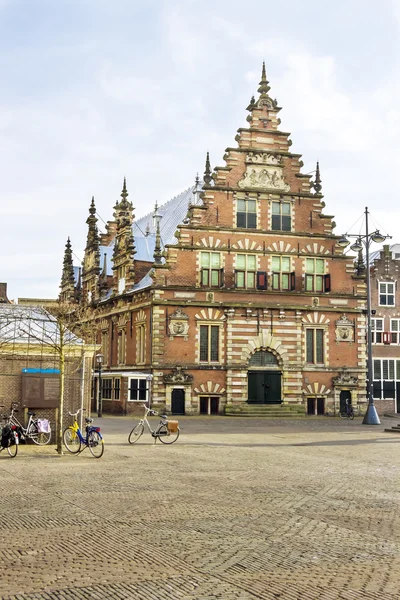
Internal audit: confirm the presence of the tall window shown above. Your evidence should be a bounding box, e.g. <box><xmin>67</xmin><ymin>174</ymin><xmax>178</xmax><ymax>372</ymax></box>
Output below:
<box><xmin>271</xmin><ymin>201</ymin><xmax>291</xmax><ymax>231</ymax></box>
<box><xmin>371</xmin><ymin>318</ymin><xmax>383</xmax><ymax>344</ymax></box>
<box><xmin>201</xmin><ymin>252</ymin><xmax>222</xmax><ymax>287</ymax></box>
<box><xmin>305</xmin><ymin>258</ymin><xmax>330</xmax><ymax>293</ymax></box>
<box><xmin>379</xmin><ymin>282</ymin><xmax>395</xmax><ymax>306</ymax></box>
<box><xmin>101</xmin><ymin>378</ymin><xmax>120</xmax><ymax>401</ymax></box>
<box><xmin>101</xmin><ymin>332</ymin><xmax>109</xmax><ymax>365</ymax></box>
<box><xmin>136</xmin><ymin>324</ymin><xmax>146</xmax><ymax>364</ymax></box>
<box><xmin>128</xmin><ymin>378</ymin><xmax>149</xmax><ymax>402</ymax></box>
<box><xmin>306</xmin><ymin>328</ymin><xmax>324</xmax><ymax>364</ymax></box>
<box><xmin>235</xmin><ymin>255</ymin><xmax>256</xmax><ymax>289</ymax></box>
<box><xmin>373</xmin><ymin>359</ymin><xmax>399</xmax><ymax>399</ymax></box>
<box><xmin>118</xmin><ymin>330</ymin><xmax>126</xmax><ymax>364</ymax></box>
<box><xmin>236</xmin><ymin>198</ymin><xmax>257</xmax><ymax>229</ymax></box>
<box><xmin>391</xmin><ymin>319</ymin><xmax>400</xmax><ymax>344</ymax></box>
<box><xmin>271</xmin><ymin>256</ymin><xmax>294</xmax><ymax>291</ymax></box>
<box><xmin>200</xmin><ymin>325</ymin><xmax>219</xmax><ymax>363</ymax></box>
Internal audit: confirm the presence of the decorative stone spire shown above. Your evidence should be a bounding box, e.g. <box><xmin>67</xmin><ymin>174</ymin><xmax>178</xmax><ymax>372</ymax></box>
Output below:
<box><xmin>203</xmin><ymin>152</ymin><xmax>212</xmax><ymax>186</ymax></box>
<box><xmin>112</xmin><ymin>178</ymin><xmax>136</xmax><ymax>293</ymax></box>
<box><xmin>355</xmin><ymin>248</ymin><xmax>366</xmax><ymax>276</ymax></box>
<box><xmin>85</xmin><ymin>196</ymin><xmax>100</xmax><ymax>250</ymax></box>
<box><xmin>153</xmin><ymin>202</ymin><xmax>162</xmax><ymax>264</ymax></box>
<box><xmin>313</xmin><ymin>161</ymin><xmax>322</xmax><ymax>194</ymax></box>
<box><xmin>257</xmin><ymin>61</ymin><xmax>271</xmax><ymax>95</ymax></box>
<box><xmin>60</xmin><ymin>237</ymin><xmax>76</xmax><ymax>302</ymax></box>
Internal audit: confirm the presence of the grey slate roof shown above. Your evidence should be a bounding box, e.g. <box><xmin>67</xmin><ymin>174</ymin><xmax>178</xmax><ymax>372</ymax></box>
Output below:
<box><xmin>99</xmin><ymin>184</ymin><xmax>199</xmax><ymax>276</ymax></box>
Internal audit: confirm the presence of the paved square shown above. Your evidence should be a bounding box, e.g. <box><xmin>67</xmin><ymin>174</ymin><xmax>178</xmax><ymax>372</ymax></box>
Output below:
<box><xmin>1</xmin><ymin>416</ymin><xmax>400</xmax><ymax>599</ymax></box>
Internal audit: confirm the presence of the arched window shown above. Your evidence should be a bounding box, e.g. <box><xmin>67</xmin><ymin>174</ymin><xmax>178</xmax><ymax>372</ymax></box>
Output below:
<box><xmin>248</xmin><ymin>350</ymin><xmax>278</xmax><ymax>367</ymax></box>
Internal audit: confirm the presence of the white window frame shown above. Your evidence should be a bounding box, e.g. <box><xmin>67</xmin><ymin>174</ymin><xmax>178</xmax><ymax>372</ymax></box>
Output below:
<box><xmin>371</xmin><ymin>318</ymin><xmax>384</xmax><ymax>344</ymax></box>
<box><xmin>390</xmin><ymin>319</ymin><xmax>400</xmax><ymax>344</ymax></box>
<box><xmin>235</xmin><ymin>254</ymin><xmax>257</xmax><ymax>289</ymax></box>
<box><xmin>379</xmin><ymin>281</ymin><xmax>395</xmax><ymax>306</ymax></box>
<box><xmin>128</xmin><ymin>377</ymin><xmax>150</xmax><ymax>402</ymax></box>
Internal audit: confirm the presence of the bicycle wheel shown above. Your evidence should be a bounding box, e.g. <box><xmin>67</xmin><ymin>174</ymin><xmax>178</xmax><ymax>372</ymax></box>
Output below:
<box><xmin>63</xmin><ymin>427</ymin><xmax>81</xmax><ymax>454</ymax></box>
<box><xmin>350</xmin><ymin>409</ymin><xmax>355</xmax><ymax>420</ymax></box>
<box><xmin>158</xmin><ymin>424</ymin><xmax>180</xmax><ymax>445</ymax></box>
<box><xmin>30</xmin><ymin>425</ymin><xmax>51</xmax><ymax>446</ymax></box>
<box><xmin>128</xmin><ymin>423</ymin><xmax>144</xmax><ymax>444</ymax></box>
<box><xmin>87</xmin><ymin>431</ymin><xmax>104</xmax><ymax>458</ymax></box>
<box><xmin>7</xmin><ymin>436</ymin><xmax>18</xmax><ymax>458</ymax></box>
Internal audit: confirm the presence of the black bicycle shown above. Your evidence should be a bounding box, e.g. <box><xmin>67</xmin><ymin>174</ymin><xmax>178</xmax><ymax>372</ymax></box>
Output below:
<box><xmin>340</xmin><ymin>405</ymin><xmax>355</xmax><ymax>420</ymax></box>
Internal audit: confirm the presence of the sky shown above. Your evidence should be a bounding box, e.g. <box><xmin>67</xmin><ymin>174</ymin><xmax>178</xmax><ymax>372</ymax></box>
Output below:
<box><xmin>1</xmin><ymin>0</ymin><xmax>399</xmax><ymax>301</ymax></box>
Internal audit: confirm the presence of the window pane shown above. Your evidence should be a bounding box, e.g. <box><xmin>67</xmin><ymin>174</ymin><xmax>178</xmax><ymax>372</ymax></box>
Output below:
<box><xmin>373</xmin><ymin>360</ymin><xmax>381</xmax><ymax>379</ymax></box>
<box><xmin>247</xmin><ymin>200</ymin><xmax>256</xmax><ymax>213</ymax></box>
<box><xmin>272</xmin><ymin>256</ymin><xmax>280</xmax><ymax>271</ymax></box>
<box><xmin>306</xmin><ymin>330</ymin><xmax>313</xmax><ymax>363</ymax></box>
<box><xmin>388</xmin><ymin>296</ymin><xmax>394</xmax><ymax>306</ymax></box>
<box><xmin>316</xmin><ymin>276</ymin><xmax>324</xmax><ymax>293</ymax></box>
<box><xmin>282</xmin><ymin>273</ymin><xmax>289</xmax><ymax>289</ymax></box>
<box><xmin>380</xmin><ymin>295</ymin><xmax>387</xmax><ymax>305</ymax></box>
<box><xmin>392</xmin><ymin>320</ymin><xmax>398</xmax><ymax>332</ymax></box>
<box><xmin>316</xmin><ymin>259</ymin><xmax>325</xmax><ymax>274</ymax></box>
<box><xmin>201</xmin><ymin>270</ymin><xmax>209</xmax><ymax>286</ymax></box>
<box><xmin>388</xmin><ymin>283</ymin><xmax>394</xmax><ymax>294</ymax></box>
<box><xmin>211</xmin><ymin>253</ymin><xmax>220</xmax><ymax>268</ymax></box>
<box><xmin>200</xmin><ymin>326</ymin><xmax>208</xmax><ymax>361</ymax></box>
<box><xmin>383</xmin><ymin>360</ymin><xmax>389</xmax><ymax>379</ymax></box>
<box><xmin>237</xmin><ymin>199</ymin><xmax>246</xmax><ymax>212</ymax></box>
<box><xmin>247</xmin><ymin>272</ymin><xmax>255</xmax><ymax>288</ymax></box>
<box><xmin>236</xmin><ymin>272</ymin><xmax>245</xmax><ymax>287</ymax></box>
<box><xmin>282</xmin><ymin>216</ymin><xmax>291</xmax><ymax>231</ymax></box>
<box><xmin>210</xmin><ymin>326</ymin><xmax>219</xmax><ymax>362</ymax></box>
<box><xmin>377</xmin><ymin>319</ymin><xmax>383</xmax><ymax>331</ymax></box>
<box><xmin>305</xmin><ymin>274</ymin><xmax>314</xmax><ymax>291</ymax></box>
<box><xmin>389</xmin><ymin>360</ymin><xmax>395</xmax><ymax>380</ymax></box>
<box><xmin>211</xmin><ymin>270</ymin><xmax>219</xmax><ymax>286</ymax></box>
<box><xmin>201</xmin><ymin>253</ymin><xmax>210</xmax><ymax>267</ymax></box>
<box><xmin>282</xmin><ymin>202</ymin><xmax>291</xmax><ymax>215</ymax></box>
<box><xmin>316</xmin><ymin>329</ymin><xmax>324</xmax><ymax>363</ymax></box>
<box><xmin>272</xmin><ymin>273</ymin><xmax>280</xmax><ymax>289</ymax></box>
<box><xmin>272</xmin><ymin>202</ymin><xmax>280</xmax><ymax>214</ymax></box>
<box><xmin>271</xmin><ymin>215</ymin><xmax>280</xmax><ymax>230</ymax></box>
<box><xmin>247</xmin><ymin>213</ymin><xmax>257</xmax><ymax>228</ymax></box>
<box><xmin>282</xmin><ymin>257</ymin><xmax>290</xmax><ymax>271</ymax></box>
<box><xmin>236</xmin><ymin>255</ymin><xmax>246</xmax><ymax>269</ymax></box>
<box><xmin>306</xmin><ymin>259</ymin><xmax>314</xmax><ymax>272</ymax></box>
<box><xmin>237</xmin><ymin>213</ymin><xmax>246</xmax><ymax>228</ymax></box>
<box><xmin>247</xmin><ymin>255</ymin><xmax>256</xmax><ymax>270</ymax></box>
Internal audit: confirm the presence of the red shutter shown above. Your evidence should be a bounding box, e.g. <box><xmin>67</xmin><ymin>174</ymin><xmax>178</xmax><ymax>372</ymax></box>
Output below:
<box><xmin>383</xmin><ymin>332</ymin><xmax>391</xmax><ymax>345</ymax></box>
<box><xmin>256</xmin><ymin>271</ymin><xmax>267</xmax><ymax>290</ymax></box>
<box><xmin>324</xmin><ymin>273</ymin><xmax>331</xmax><ymax>292</ymax></box>
<box><xmin>290</xmin><ymin>272</ymin><xmax>296</xmax><ymax>291</ymax></box>
<box><xmin>219</xmin><ymin>268</ymin><xmax>224</xmax><ymax>288</ymax></box>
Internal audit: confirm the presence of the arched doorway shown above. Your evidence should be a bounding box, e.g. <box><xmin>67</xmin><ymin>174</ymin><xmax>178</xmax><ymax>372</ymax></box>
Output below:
<box><xmin>248</xmin><ymin>350</ymin><xmax>282</xmax><ymax>404</ymax></box>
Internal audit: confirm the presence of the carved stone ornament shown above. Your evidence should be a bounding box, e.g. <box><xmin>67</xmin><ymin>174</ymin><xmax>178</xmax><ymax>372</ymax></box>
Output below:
<box><xmin>246</xmin><ymin>152</ymin><xmax>282</xmax><ymax>166</ymax></box>
<box><xmin>169</xmin><ymin>307</ymin><xmax>189</xmax><ymax>340</ymax></box>
<box><xmin>332</xmin><ymin>369</ymin><xmax>358</xmax><ymax>387</ymax></box>
<box><xmin>238</xmin><ymin>165</ymin><xmax>290</xmax><ymax>191</ymax></box>
<box><xmin>335</xmin><ymin>314</ymin><xmax>354</xmax><ymax>342</ymax></box>
<box><xmin>163</xmin><ymin>366</ymin><xmax>193</xmax><ymax>385</ymax></box>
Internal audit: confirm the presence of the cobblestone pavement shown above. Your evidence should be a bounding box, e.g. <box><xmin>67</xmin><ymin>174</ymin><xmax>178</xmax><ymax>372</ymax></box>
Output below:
<box><xmin>1</xmin><ymin>415</ymin><xmax>400</xmax><ymax>599</ymax></box>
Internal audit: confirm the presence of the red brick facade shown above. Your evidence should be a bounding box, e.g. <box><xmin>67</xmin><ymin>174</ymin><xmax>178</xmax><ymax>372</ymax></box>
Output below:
<box><xmin>63</xmin><ymin>65</ymin><xmax>369</xmax><ymax>417</ymax></box>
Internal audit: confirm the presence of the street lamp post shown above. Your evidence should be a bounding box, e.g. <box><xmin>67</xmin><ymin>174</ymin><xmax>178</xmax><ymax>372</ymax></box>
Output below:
<box><xmin>338</xmin><ymin>207</ymin><xmax>389</xmax><ymax>425</ymax></box>
<box><xmin>96</xmin><ymin>353</ymin><xmax>104</xmax><ymax>418</ymax></box>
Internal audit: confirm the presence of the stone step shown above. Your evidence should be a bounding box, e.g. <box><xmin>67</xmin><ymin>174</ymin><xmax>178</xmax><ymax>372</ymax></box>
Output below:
<box><xmin>225</xmin><ymin>404</ymin><xmax>305</xmax><ymax>418</ymax></box>
<box><xmin>384</xmin><ymin>428</ymin><xmax>400</xmax><ymax>433</ymax></box>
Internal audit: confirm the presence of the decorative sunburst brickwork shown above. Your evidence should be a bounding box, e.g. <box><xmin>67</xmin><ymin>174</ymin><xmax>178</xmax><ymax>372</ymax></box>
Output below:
<box><xmin>231</xmin><ymin>239</ymin><xmax>263</xmax><ymax>251</ymax></box>
<box><xmin>193</xmin><ymin>382</ymin><xmax>226</xmax><ymax>395</ymax></box>
<box><xmin>196</xmin><ymin>236</ymin><xmax>225</xmax><ymax>248</ymax></box>
<box><xmin>300</xmin><ymin>243</ymin><xmax>330</xmax><ymax>255</ymax></box>
<box><xmin>266</xmin><ymin>240</ymin><xmax>296</xmax><ymax>253</ymax></box>
<box><xmin>303</xmin><ymin>382</ymin><xmax>331</xmax><ymax>396</ymax></box>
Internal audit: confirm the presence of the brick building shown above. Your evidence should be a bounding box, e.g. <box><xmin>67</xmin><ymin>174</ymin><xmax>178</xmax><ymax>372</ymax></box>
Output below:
<box><xmin>369</xmin><ymin>245</ymin><xmax>400</xmax><ymax>413</ymax></box>
<box><xmin>61</xmin><ymin>64</ymin><xmax>368</xmax><ymax>417</ymax></box>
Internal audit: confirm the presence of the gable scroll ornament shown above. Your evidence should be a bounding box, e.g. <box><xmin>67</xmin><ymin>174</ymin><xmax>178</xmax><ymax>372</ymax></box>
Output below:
<box><xmin>168</xmin><ymin>307</ymin><xmax>189</xmax><ymax>341</ymax></box>
<box><xmin>335</xmin><ymin>314</ymin><xmax>354</xmax><ymax>343</ymax></box>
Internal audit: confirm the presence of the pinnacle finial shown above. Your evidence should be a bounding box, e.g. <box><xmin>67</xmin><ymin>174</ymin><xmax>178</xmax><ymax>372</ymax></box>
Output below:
<box><xmin>257</xmin><ymin>61</ymin><xmax>270</xmax><ymax>95</ymax></box>
<box><xmin>89</xmin><ymin>196</ymin><xmax>96</xmax><ymax>215</ymax></box>
<box><xmin>314</xmin><ymin>161</ymin><xmax>322</xmax><ymax>194</ymax></box>
<box><xmin>121</xmin><ymin>177</ymin><xmax>128</xmax><ymax>202</ymax></box>
<box><xmin>204</xmin><ymin>151</ymin><xmax>212</xmax><ymax>186</ymax></box>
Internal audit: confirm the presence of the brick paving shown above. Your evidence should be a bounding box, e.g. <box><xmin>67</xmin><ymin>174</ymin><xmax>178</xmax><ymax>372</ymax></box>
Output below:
<box><xmin>0</xmin><ymin>415</ymin><xmax>400</xmax><ymax>599</ymax></box>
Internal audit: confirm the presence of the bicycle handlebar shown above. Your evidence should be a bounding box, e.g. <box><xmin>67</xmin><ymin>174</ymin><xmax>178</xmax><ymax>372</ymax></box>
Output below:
<box><xmin>68</xmin><ymin>408</ymin><xmax>86</xmax><ymax>417</ymax></box>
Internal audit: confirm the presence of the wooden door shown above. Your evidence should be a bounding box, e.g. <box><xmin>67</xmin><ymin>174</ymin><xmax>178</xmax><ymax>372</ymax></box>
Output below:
<box><xmin>171</xmin><ymin>389</ymin><xmax>185</xmax><ymax>415</ymax></box>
